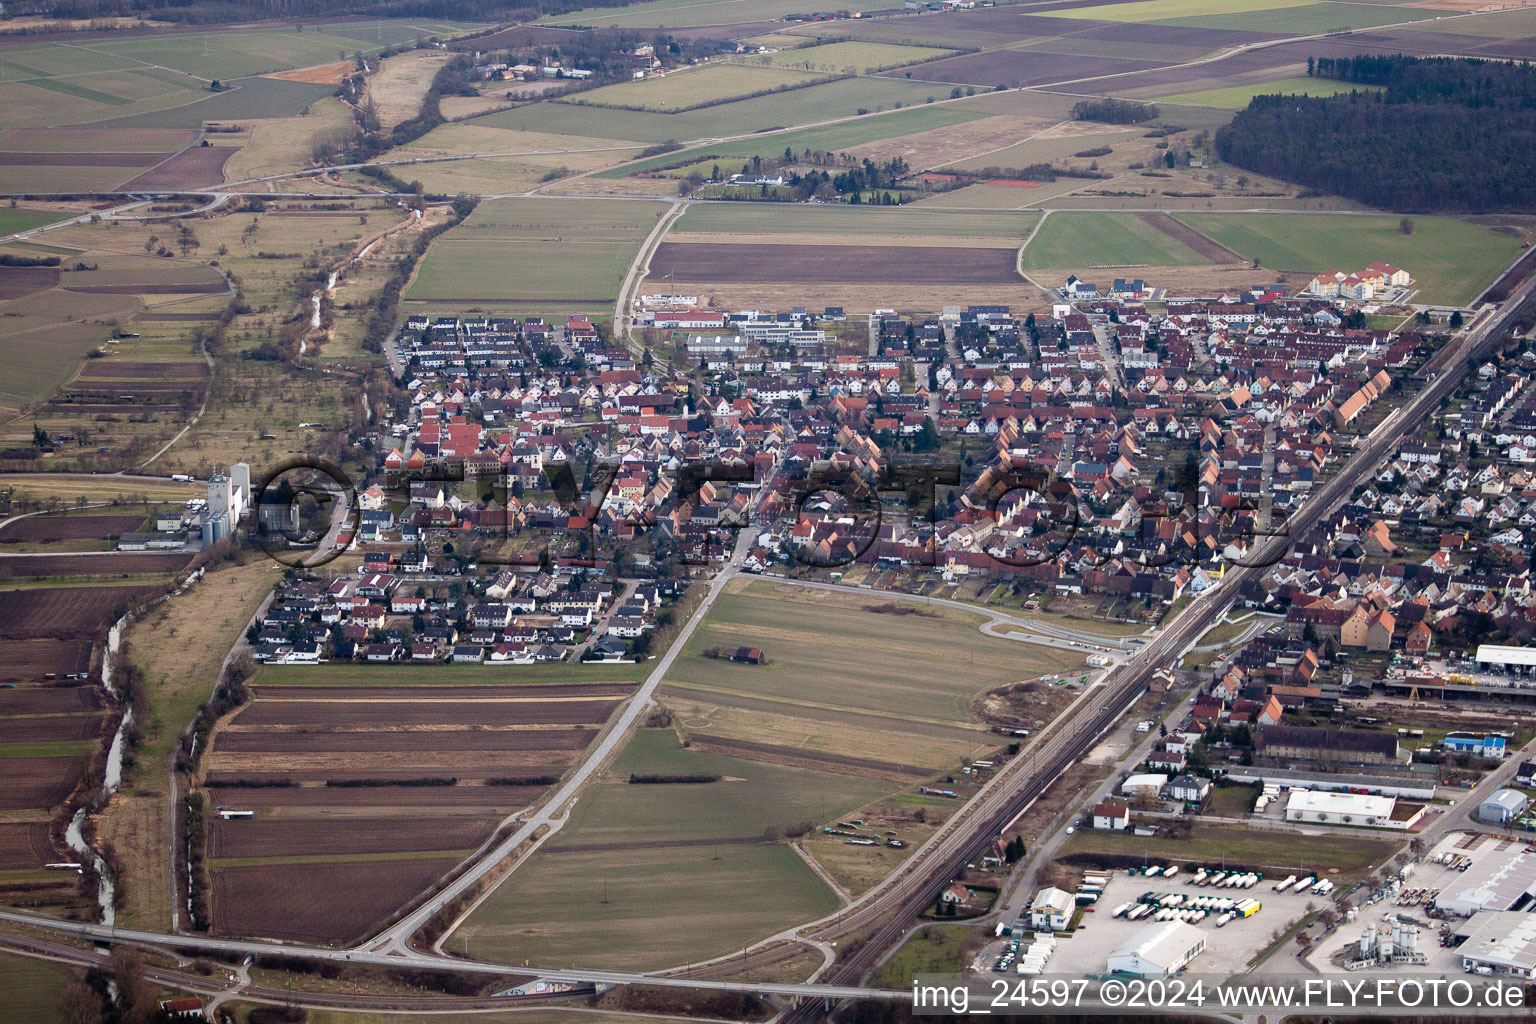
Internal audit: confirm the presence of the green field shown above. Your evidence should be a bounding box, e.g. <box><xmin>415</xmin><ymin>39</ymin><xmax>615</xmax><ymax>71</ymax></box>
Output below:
<box><xmin>754</xmin><ymin>41</ymin><xmax>955</xmax><ymax>73</ymax></box>
<box><xmin>870</xmin><ymin>924</ymin><xmax>982</xmax><ymax>988</ymax></box>
<box><xmin>1038</xmin><ymin>0</ymin><xmax>1315</xmax><ymax>23</ymax></box>
<box><xmin>404</xmin><ymin>197</ymin><xmax>665</xmax><ymax>312</ymax></box>
<box><xmin>1019</xmin><ymin>211</ymin><xmax>1213</xmax><ymax>270</ymax></box>
<box><xmin>1157</xmin><ymin>75</ymin><xmax>1380</xmax><ymax>108</ymax></box>
<box><xmin>0</xmin><ymin>208</ymin><xmax>67</xmax><ymax>236</ymax></box>
<box><xmin>673</xmin><ymin>202</ymin><xmax>1038</xmax><ymax>238</ymax></box>
<box><xmin>603</xmin><ymin>104</ymin><xmax>989</xmax><ymax>178</ymax></box>
<box><xmin>481</xmin><ymin>76</ymin><xmax>962</xmax><ymax>147</ymax></box>
<box><xmin>1160</xmin><ymin>1</ymin><xmax>1428</xmax><ymax>33</ymax></box>
<box><xmin>78</xmin><ymin>21</ymin><xmax>482</xmax><ymax>80</ymax></box>
<box><xmin>456</xmin><ymin>729</ymin><xmax>871</xmax><ymax>969</ymax></box>
<box><xmin>664</xmin><ymin>580</ymin><xmax>1083</xmax><ymax>724</ymax></box>
<box><xmin>0</xmin><ymin>954</ymin><xmax>79</xmax><ymax>1024</ymax></box>
<box><xmin>1176</xmin><ymin>213</ymin><xmax>1526</xmax><ymax>305</ymax></box>
<box><xmin>569</xmin><ymin>64</ymin><xmax>822</xmax><ymax>112</ymax></box>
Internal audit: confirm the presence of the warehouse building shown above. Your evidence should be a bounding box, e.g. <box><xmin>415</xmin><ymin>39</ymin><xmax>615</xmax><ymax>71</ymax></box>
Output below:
<box><xmin>1437</xmin><ymin>847</ymin><xmax>1536</xmax><ymax>916</ymax></box>
<box><xmin>1456</xmin><ymin>911</ymin><xmax>1536</xmax><ymax>977</ymax></box>
<box><xmin>1475</xmin><ymin>644</ymin><xmax>1536</xmax><ymax>678</ymax></box>
<box><xmin>1106</xmin><ymin>920</ymin><xmax>1207</xmax><ymax>977</ymax></box>
<box><xmin>1478</xmin><ymin>789</ymin><xmax>1530</xmax><ymax>825</ymax></box>
<box><xmin>1283</xmin><ymin>789</ymin><xmax>1426</xmax><ymax>829</ymax></box>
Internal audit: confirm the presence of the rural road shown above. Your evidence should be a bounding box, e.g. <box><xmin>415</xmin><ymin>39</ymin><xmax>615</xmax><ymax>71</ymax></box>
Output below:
<box><xmin>368</xmin><ymin>525</ymin><xmax>761</xmax><ymax>955</ymax></box>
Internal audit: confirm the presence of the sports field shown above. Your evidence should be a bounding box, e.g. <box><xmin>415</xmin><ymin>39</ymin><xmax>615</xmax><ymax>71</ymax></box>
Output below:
<box><xmin>456</xmin><ymin>728</ymin><xmax>869</xmax><ymax>969</ymax></box>
<box><xmin>1156</xmin><ymin>75</ymin><xmax>1380</xmax><ymax>108</ymax></box>
<box><xmin>1019</xmin><ymin>211</ymin><xmax>1214</xmax><ymax>271</ymax></box>
<box><xmin>1175</xmin><ymin>213</ymin><xmax>1526</xmax><ymax>305</ymax></box>
<box><xmin>569</xmin><ymin>64</ymin><xmax>821</xmax><ymax>111</ymax></box>
<box><xmin>404</xmin><ymin>197</ymin><xmax>666</xmax><ymax>314</ymax></box>
<box><xmin>756</xmin><ymin>41</ymin><xmax>955</xmax><ymax>73</ymax></box>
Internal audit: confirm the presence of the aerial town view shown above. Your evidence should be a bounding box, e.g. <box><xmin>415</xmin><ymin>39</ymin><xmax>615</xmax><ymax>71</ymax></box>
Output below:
<box><xmin>4</xmin><ymin>0</ymin><xmax>1536</xmax><ymax>1021</ymax></box>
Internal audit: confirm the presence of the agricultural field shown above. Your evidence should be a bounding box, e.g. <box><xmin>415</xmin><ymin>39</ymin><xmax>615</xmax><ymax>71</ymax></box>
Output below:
<box><xmin>200</xmin><ymin>679</ymin><xmax>637</xmax><ymax>944</ymax></box>
<box><xmin>1018</xmin><ymin>211</ymin><xmax>1219</xmax><ymax>272</ymax></box>
<box><xmin>1156</xmin><ymin>75</ymin><xmax>1382</xmax><ymax>108</ymax></box>
<box><xmin>1057</xmin><ymin>821</ymin><xmax>1400</xmax><ymax>882</ymax></box>
<box><xmin>478</xmin><ymin>76</ymin><xmax>961</xmax><ymax>148</ymax></box>
<box><xmin>543</xmin><ymin>0</ymin><xmax>841</xmax><ymax>28</ymax></box>
<box><xmin>567</xmin><ymin>64</ymin><xmax>823</xmax><ymax>112</ymax></box>
<box><xmin>455</xmin><ymin>728</ymin><xmax>868</xmax><ymax>970</ymax></box>
<box><xmin>1175</xmin><ymin>213</ymin><xmax>1529</xmax><ymax>305</ymax></box>
<box><xmin>0</xmin><ymin>954</ymin><xmax>80</xmax><ymax>1024</ymax></box>
<box><xmin>0</xmin><ymin>45</ymin><xmax>207</xmax><ymax>133</ymax></box>
<box><xmin>648</xmin><ymin>204</ymin><xmax>1039</xmax><ymax>312</ymax></box>
<box><xmin>404</xmin><ymin>196</ymin><xmax>666</xmax><ymax>318</ymax></box>
<box><xmin>365</xmin><ymin>49</ymin><xmax>452</xmax><ymax>129</ymax></box>
<box><xmin>751</xmin><ymin>41</ymin><xmax>956</xmax><ymax>74</ymax></box>
<box><xmin>74</xmin><ymin>20</ymin><xmax>483</xmax><ymax>81</ymax></box>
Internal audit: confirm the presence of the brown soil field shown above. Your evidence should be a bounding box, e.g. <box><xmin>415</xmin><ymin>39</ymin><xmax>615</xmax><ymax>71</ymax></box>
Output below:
<box><xmin>132</xmin><ymin>311</ymin><xmax>222</xmax><ymax>321</ymax></box>
<box><xmin>0</xmin><ymin>713</ymin><xmax>106</xmax><ymax>743</ymax></box>
<box><xmin>205</xmin><ymin>782</ymin><xmax>550</xmax><ymax>809</ymax></box>
<box><xmin>73</xmin><ymin>360</ymin><xmax>208</xmax><ymax>378</ymax></box>
<box><xmin>1138</xmin><ymin>213</ymin><xmax>1244</xmax><ymax>264</ymax></box>
<box><xmin>40</xmin><ymin>403</ymin><xmax>182</xmax><ymax>415</ymax></box>
<box><xmin>209</xmin><ymin>815</ymin><xmax>499</xmax><ymax>860</ymax></box>
<box><xmin>0</xmin><ymin>514</ymin><xmax>144</xmax><ymax>543</ymax></box>
<box><xmin>0</xmin><ymin>585</ymin><xmax>162</xmax><ymax>639</ymax></box>
<box><xmin>63</xmin><ymin>281</ymin><xmax>228</xmax><ymax>295</ymax></box>
<box><xmin>214</xmin><ymin>727</ymin><xmax>597</xmax><ymax>753</ymax></box>
<box><xmin>0</xmin><ymin>553</ymin><xmax>191</xmax><ymax>578</ymax></box>
<box><xmin>0</xmin><ymin>756</ymin><xmax>88</xmax><ymax>810</ymax></box>
<box><xmin>211</xmin><ymin>856</ymin><xmax>460</xmax><ymax>944</ymax></box>
<box><xmin>0</xmin><ymin>640</ymin><xmax>93</xmax><ymax>681</ymax></box>
<box><xmin>687</xmin><ymin>734</ymin><xmax>930</xmax><ymax>782</ymax></box>
<box><xmin>0</xmin><ymin>683</ymin><xmax>102</xmax><ymax>715</ymax></box>
<box><xmin>654</xmin><ymin>280</ymin><xmax>1048</xmax><ymax>315</ymax></box>
<box><xmin>649</xmin><ymin>241</ymin><xmax>1019</xmax><ymax>285</ymax></box>
<box><xmin>0</xmin><ymin>127</ymin><xmax>197</xmax><ymax>152</ymax></box>
<box><xmin>0</xmin><ymin>266</ymin><xmax>60</xmax><ymax>299</ymax></box>
<box><xmin>65</xmin><ymin>380</ymin><xmax>205</xmax><ymax>397</ymax></box>
<box><xmin>208</xmin><ymin>751</ymin><xmax>578</xmax><ymax>775</ymax></box>
<box><xmin>891</xmin><ymin>49</ymin><xmax>1168</xmax><ymax>89</ymax></box>
<box><xmin>231</xmin><ymin>699</ymin><xmax>622</xmax><ymax>728</ymax></box>
<box><xmin>264</xmin><ymin>61</ymin><xmax>352</xmax><ymax>84</ymax></box>
<box><xmin>0</xmin><ymin>152</ymin><xmax>169</xmax><ymax>166</ymax></box>
<box><xmin>118</xmin><ymin>146</ymin><xmax>236</xmax><ymax>190</ymax></box>
<box><xmin>0</xmin><ymin>822</ymin><xmax>57</xmax><ymax>870</ymax></box>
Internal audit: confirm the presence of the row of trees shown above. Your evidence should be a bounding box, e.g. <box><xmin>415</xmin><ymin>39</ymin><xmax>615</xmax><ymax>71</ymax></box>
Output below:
<box><xmin>1218</xmin><ymin>56</ymin><xmax>1536</xmax><ymax>213</ymax></box>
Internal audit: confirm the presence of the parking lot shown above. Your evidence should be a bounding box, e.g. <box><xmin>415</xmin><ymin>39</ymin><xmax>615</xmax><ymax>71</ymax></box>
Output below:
<box><xmin>978</xmin><ymin>865</ymin><xmax>1348</xmax><ymax>977</ymax></box>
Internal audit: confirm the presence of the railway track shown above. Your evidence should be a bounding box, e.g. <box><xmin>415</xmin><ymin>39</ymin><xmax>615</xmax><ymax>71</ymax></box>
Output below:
<box><xmin>773</xmin><ymin>278</ymin><xmax>1536</xmax><ymax>1020</ymax></box>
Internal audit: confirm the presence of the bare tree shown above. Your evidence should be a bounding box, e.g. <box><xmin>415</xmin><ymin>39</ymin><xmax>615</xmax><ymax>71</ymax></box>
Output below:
<box><xmin>57</xmin><ymin>982</ymin><xmax>102</xmax><ymax>1024</ymax></box>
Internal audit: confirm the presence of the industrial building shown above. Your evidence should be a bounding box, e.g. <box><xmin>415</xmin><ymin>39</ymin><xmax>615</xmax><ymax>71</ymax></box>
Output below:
<box><xmin>1455</xmin><ymin>911</ymin><xmax>1536</xmax><ymax>977</ymax></box>
<box><xmin>1106</xmin><ymin>920</ymin><xmax>1206</xmax><ymax>977</ymax></box>
<box><xmin>1477</xmin><ymin>789</ymin><xmax>1530</xmax><ymax>825</ymax></box>
<box><xmin>1283</xmin><ymin>789</ymin><xmax>1425</xmax><ymax>829</ymax></box>
<box><xmin>1436</xmin><ymin>847</ymin><xmax>1536</xmax><ymax>916</ymax></box>
<box><xmin>1474</xmin><ymin>644</ymin><xmax>1536</xmax><ymax>678</ymax></box>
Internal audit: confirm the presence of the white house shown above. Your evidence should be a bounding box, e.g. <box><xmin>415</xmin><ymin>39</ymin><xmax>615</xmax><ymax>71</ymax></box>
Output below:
<box><xmin>1029</xmin><ymin>886</ymin><xmax>1076</xmax><ymax>932</ymax></box>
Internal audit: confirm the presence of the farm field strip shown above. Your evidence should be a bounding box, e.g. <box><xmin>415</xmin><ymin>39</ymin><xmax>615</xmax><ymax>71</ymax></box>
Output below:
<box><xmin>1018</xmin><ymin>210</ymin><xmax>1217</xmax><ymax>270</ymax></box>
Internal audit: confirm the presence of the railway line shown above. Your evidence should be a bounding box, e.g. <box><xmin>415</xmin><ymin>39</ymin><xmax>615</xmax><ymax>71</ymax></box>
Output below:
<box><xmin>772</xmin><ymin>277</ymin><xmax>1536</xmax><ymax>1019</ymax></box>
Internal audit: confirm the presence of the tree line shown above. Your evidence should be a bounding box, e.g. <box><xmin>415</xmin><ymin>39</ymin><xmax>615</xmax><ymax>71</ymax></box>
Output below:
<box><xmin>1216</xmin><ymin>55</ymin><xmax>1536</xmax><ymax>213</ymax></box>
